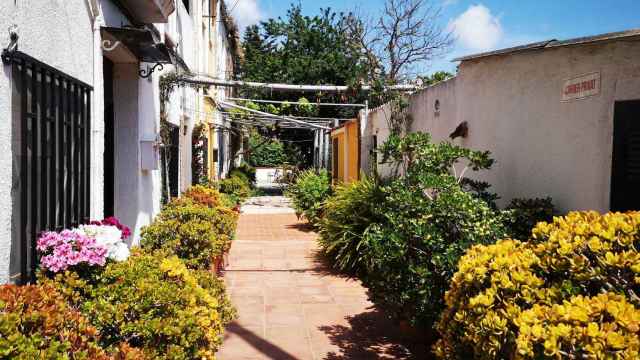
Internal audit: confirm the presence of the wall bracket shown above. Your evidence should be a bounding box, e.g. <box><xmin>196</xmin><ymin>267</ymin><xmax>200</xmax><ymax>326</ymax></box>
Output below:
<box><xmin>1</xmin><ymin>25</ymin><xmax>19</xmax><ymax>64</ymax></box>
<box><xmin>139</xmin><ymin>63</ymin><xmax>163</xmax><ymax>78</ymax></box>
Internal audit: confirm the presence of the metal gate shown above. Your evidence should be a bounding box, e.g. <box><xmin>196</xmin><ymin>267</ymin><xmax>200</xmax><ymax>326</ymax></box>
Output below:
<box><xmin>3</xmin><ymin>51</ymin><xmax>92</xmax><ymax>283</ymax></box>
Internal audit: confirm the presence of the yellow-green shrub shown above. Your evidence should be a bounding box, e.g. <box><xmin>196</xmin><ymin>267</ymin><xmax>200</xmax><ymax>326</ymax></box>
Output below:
<box><xmin>530</xmin><ymin>211</ymin><xmax>640</xmax><ymax>293</ymax></box>
<box><xmin>0</xmin><ymin>284</ymin><xmax>111</xmax><ymax>359</ymax></box>
<box><xmin>43</xmin><ymin>249</ymin><xmax>235</xmax><ymax>359</ymax></box>
<box><xmin>517</xmin><ymin>293</ymin><xmax>640</xmax><ymax>359</ymax></box>
<box><xmin>141</xmin><ymin>200</ymin><xmax>237</xmax><ymax>270</ymax></box>
<box><xmin>218</xmin><ymin>175</ymin><xmax>251</xmax><ymax>202</ymax></box>
<box><xmin>183</xmin><ymin>185</ymin><xmax>225</xmax><ymax>208</ymax></box>
<box><xmin>435</xmin><ymin>211</ymin><xmax>640</xmax><ymax>359</ymax></box>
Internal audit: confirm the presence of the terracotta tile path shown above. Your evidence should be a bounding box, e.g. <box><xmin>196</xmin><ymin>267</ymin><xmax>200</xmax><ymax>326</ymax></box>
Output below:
<box><xmin>217</xmin><ymin>197</ymin><xmax>427</xmax><ymax>360</ymax></box>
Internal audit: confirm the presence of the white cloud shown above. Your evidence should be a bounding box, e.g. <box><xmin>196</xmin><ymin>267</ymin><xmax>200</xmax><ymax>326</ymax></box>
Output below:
<box><xmin>228</xmin><ymin>0</ymin><xmax>264</xmax><ymax>31</ymax></box>
<box><xmin>448</xmin><ymin>4</ymin><xmax>503</xmax><ymax>51</ymax></box>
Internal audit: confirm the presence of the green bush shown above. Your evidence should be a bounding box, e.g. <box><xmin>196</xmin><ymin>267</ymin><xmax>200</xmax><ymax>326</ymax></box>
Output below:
<box><xmin>219</xmin><ymin>175</ymin><xmax>251</xmax><ymax>203</ymax></box>
<box><xmin>43</xmin><ymin>250</ymin><xmax>235</xmax><ymax>359</ymax></box>
<box><xmin>229</xmin><ymin>163</ymin><xmax>256</xmax><ymax>184</ymax></box>
<box><xmin>504</xmin><ymin>197</ymin><xmax>556</xmax><ymax>239</ymax></box>
<box><xmin>435</xmin><ymin>211</ymin><xmax>640</xmax><ymax>359</ymax></box>
<box><xmin>247</xmin><ymin>132</ymin><xmax>287</xmax><ymax>167</ymax></box>
<box><xmin>318</xmin><ymin>177</ymin><xmax>385</xmax><ymax>274</ymax></box>
<box><xmin>183</xmin><ymin>184</ymin><xmax>226</xmax><ymax>208</ymax></box>
<box><xmin>0</xmin><ymin>284</ymin><xmax>112</xmax><ymax>359</ymax></box>
<box><xmin>285</xmin><ymin>169</ymin><xmax>332</xmax><ymax>225</ymax></box>
<box><xmin>362</xmin><ymin>181</ymin><xmax>507</xmax><ymax>329</ymax></box>
<box><xmin>141</xmin><ymin>200</ymin><xmax>237</xmax><ymax>270</ymax></box>
<box><xmin>317</xmin><ymin>132</ymin><xmax>507</xmax><ymax>331</ymax></box>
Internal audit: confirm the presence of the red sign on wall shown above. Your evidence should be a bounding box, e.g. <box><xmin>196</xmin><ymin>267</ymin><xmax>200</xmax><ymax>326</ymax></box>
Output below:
<box><xmin>561</xmin><ymin>72</ymin><xmax>600</xmax><ymax>102</ymax></box>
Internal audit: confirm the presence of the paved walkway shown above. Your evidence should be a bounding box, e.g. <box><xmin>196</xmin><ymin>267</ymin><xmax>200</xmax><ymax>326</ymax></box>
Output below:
<box><xmin>217</xmin><ymin>197</ymin><xmax>426</xmax><ymax>360</ymax></box>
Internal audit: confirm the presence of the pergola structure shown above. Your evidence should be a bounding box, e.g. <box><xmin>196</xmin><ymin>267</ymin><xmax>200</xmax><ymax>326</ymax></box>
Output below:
<box><xmin>175</xmin><ymin>73</ymin><xmax>418</xmax><ymax>169</ymax></box>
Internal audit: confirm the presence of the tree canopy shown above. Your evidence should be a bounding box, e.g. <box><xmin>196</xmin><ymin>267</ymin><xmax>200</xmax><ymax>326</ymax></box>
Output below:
<box><xmin>241</xmin><ymin>5</ymin><xmax>372</xmax><ymax>118</ymax></box>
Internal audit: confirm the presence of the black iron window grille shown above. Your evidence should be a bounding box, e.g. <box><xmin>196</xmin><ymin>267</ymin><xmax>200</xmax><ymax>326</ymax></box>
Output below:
<box><xmin>4</xmin><ymin>51</ymin><xmax>92</xmax><ymax>284</ymax></box>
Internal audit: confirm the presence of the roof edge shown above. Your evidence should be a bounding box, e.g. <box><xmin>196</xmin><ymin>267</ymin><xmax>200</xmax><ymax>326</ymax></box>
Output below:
<box><xmin>453</xmin><ymin>28</ymin><xmax>640</xmax><ymax>62</ymax></box>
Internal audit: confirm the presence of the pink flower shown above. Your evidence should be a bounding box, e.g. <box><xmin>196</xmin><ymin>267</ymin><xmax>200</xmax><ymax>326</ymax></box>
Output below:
<box><xmin>37</xmin><ymin>231</ymin><xmax>62</xmax><ymax>252</ymax></box>
<box><xmin>37</xmin><ymin>229</ymin><xmax>108</xmax><ymax>273</ymax></box>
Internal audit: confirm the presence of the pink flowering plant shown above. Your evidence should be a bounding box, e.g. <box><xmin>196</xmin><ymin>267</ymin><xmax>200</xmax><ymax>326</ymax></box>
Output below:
<box><xmin>37</xmin><ymin>230</ymin><xmax>107</xmax><ymax>273</ymax></box>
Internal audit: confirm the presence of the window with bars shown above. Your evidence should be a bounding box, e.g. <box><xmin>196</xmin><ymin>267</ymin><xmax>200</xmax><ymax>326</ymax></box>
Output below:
<box><xmin>4</xmin><ymin>51</ymin><xmax>92</xmax><ymax>284</ymax></box>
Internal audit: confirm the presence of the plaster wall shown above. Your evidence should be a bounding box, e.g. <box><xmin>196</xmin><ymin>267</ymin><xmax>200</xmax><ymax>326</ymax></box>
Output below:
<box><xmin>363</xmin><ymin>39</ymin><xmax>640</xmax><ymax>213</ymax></box>
<box><xmin>135</xmin><ymin>71</ymin><xmax>162</xmax><ymax>245</ymax></box>
<box><xmin>455</xmin><ymin>40</ymin><xmax>640</xmax><ymax>212</ymax></box>
<box><xmin>162</xmin><ymin>1</ymin><xmax>197</xmax><ymax>192</ymax></box>
<box><xmin>211</xmin><ymin>0</ymin><xmax>236</xmax><ymax>178</ymax></box>
<box><xmin>361</xmin><ymin>102</ymin><xmax>395</xmax><ymax>178</ymax></box>
<box><xmin>112</xmin><ymin>63</ymin><xmax>140</xmax><ymax>242</ymax></box>
<box><xmin>0</xmin><ymin>0</ymin><xmax>97</xmax><ymax>283</ymax></box>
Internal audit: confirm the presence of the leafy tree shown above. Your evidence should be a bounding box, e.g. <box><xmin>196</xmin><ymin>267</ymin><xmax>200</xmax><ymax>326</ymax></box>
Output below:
<box><xmin>241</xmin><ymin>5</ymin><xmax>375</xmax><ymax>167</ymax></box>
<box><xmin>420</xmin><ymin>71</ymin><xmax>454</xmax><ymax>86</ymax></box>
<box><xmin>241</xmin><ymin>5</ymin><xmax>372</xmax><ymax>118</ymax></box>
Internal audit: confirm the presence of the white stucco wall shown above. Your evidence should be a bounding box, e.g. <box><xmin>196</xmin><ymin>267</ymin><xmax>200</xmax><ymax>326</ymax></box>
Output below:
<box><xmin>0</xmin><ymin>0</ymin><xmax>98</xmax><ymax>283</ymax></box>
<box><xmin>135</xmin><ymin>69</ymin><xmax>163</xmax><ymax>244</ymax></box>
<box><xmin>162</xmin><ymin>1</ymin><xmax>198</xmax><ymax>192</ymax></box>
<box><xmin>361</xmin><ymin>102</ymin><xmax>396</xmax><ymax>178</ymax></box>
<box><xmin>112</xmin><ymin>63</ymin><xmax>141</xmax><ymax>242</ymax></box>
<box><xmin>363</xmin><ymin>39</ymin><xmax>640</xmax><ymax>213</ymax></box>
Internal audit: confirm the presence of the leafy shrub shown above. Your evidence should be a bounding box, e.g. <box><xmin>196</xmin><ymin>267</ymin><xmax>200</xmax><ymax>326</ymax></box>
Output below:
<box><xmin>285</xmin><ymin>169</ymin><xmax>332</xmax><ymax>225</ymax></box>
<box><xmin>318</xmin><ymin>177</ymin><xmax>385</xmax><ymax>274</ymax></box>
<box><xmin>227</xmin><ymin>170</ymin><xmax>250</xmax><ymax>186</ymax></box>
<box><xmin>43</xmin><ymin>250</ymin><xmax>235</xmax><ymax>359</ymax></box>
<box><xmin>220</xmin><ymin>192</ymin><xmax>241</xmax><ymax>209</ymax></box>
<box><xmin>363</xmin><ymin>182</ymin><xmax>507</xmax><ymax>329</ymax></box>
<box><xmin>518</xmin><ymin>293</ymin><xmax>640</xmax><ymax>359</ymax></box>
<box><xmin>183</xmin><ymin>184</ymin><xmax>226</xmax><ymax>208</ymax></box>
<box><xmin>229</xmin><ymin>163</ymin><xmax>256</xmax><ymax>184</ymax></box>
<box><xmin>219</xmin><ymin>175</ymin><xmax>251</xmax><ymax>203</ymax></box>
<box><xmin>435</xmin><ymin>211</ymin><xmax>640</xmax><ymax>359</ymax></box>
<box><xmin>349</xmin><ymin>133</ymin><xmax>508</xmax><ymax>329</ymax></box>
<box><xmin>505</xmin><ymin>197</ymin><xmax>555</xmax><ymax>239</ymax></box>
<box><xmin>247</xmin><ymin>132</ymin><xmax>288</xmax><ymax>167</ymax></box>
<box><xmin>0</xmin><ymin>284</ymin><xmax>111</xmax><ymax>359</ymax></box>
<box><xmin>141</xmin><ymin>200</ymin><xmax>237</xmax><ymax>270</ymax></box>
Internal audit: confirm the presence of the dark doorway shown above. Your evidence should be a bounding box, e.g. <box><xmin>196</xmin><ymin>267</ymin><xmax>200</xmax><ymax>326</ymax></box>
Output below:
<box><xmin>611</xmin><ymin>100</ymin><xmax>640</xmax><ymax>211</ymax></box>
<box><xmin>103</xmin><ymin>58</ymin><xmax>115</xmax><ymax>217</ymax></box>
<box><xmin>169</xmin><ymin>126</ymin><xmax>180</xmax><ymax>198</ymax></box>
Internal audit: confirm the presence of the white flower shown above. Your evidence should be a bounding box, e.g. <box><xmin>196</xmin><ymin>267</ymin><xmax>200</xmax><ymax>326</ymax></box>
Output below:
<box><xmin>75</xmin><ymin>224</ymin><xmax>122</xmax><ymax>247</ymax></box>
<box><xmin>111</xmin><ymin>242</ymin><xmax>130</xmax><ymax>262</ymax></box>
<box><xmin>74</xmin><ymin>224</ymin><xmax>129</xmax><ymax>261</ymax></box>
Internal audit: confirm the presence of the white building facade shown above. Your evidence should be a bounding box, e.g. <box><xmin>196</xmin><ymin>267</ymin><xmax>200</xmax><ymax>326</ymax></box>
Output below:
<box><xmin>0</xmin><ymin>0</ymin><xmax>238</xmax><ymax>284</ymax></box>
<box><xmin>362</xmin><ymin>30</ymin><xmax>640</xmax><ymax>214</ymax></box>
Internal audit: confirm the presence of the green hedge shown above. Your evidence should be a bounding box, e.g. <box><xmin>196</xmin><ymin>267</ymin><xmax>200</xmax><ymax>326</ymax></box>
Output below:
<box><xmin>317</xmin><ymin>133</ymin><xmax>507</xmax><ymax>330</ymax></box>
<box><xmin>43</xmin><ymin>250</ymin><xmax>235</xmax><ymax>359</ymax></box>
<box><xmin>141</xmin><ymin>188</ymin><xmax>238</xmax><ymax>270</ymax></box>
<box><xmin>0</xmin><ymin>284</ymin><xmax>125</xmax><ymax>359</ymax></box>
<box><xmin>318</xmin><ymin>177</ymin><xmax>385</xmax><ymax>275</ymax></box>
<box><xmin>285</xmin><ymin>169</ymin><xmax>332</xmax><ymax>226</ymax></box>
<box><xmin>5</xmin><ymin>183</ymin><xmax>241</xmax><ymax>359</ymax></box>
<box><xmin>436</xmin><ymin>211</ymin><xmax>640</xmax><ymax>359</ymax></box>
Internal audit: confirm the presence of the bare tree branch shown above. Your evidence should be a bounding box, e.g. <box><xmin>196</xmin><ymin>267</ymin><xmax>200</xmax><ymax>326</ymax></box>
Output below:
<box><xmin>348</xmin><ymin>0</ymin><xmax>453</xmax><ymax>83</ymax></box>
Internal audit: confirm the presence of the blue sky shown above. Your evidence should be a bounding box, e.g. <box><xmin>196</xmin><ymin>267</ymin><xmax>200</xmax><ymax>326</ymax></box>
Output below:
<box><xmin>230</xmin><ymin>0</ymin><xmax>640</xmax><ymax>75</ymax></box>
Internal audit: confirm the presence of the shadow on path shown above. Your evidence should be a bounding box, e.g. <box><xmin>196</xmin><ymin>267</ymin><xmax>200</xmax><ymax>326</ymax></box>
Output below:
<box><xmin>225</xmin><ymin>323</ymin><xmax>299</xmax><ymax>360</ymax></box>
<box><xmin>285</xmin><ymin>222</ymin><xmax>316</xmax><ymax>233</ymax></box>
<box><xmin>318</xmin><ymin>309</ymin><xmax>431</xmax><ymax>360</ymax></box>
